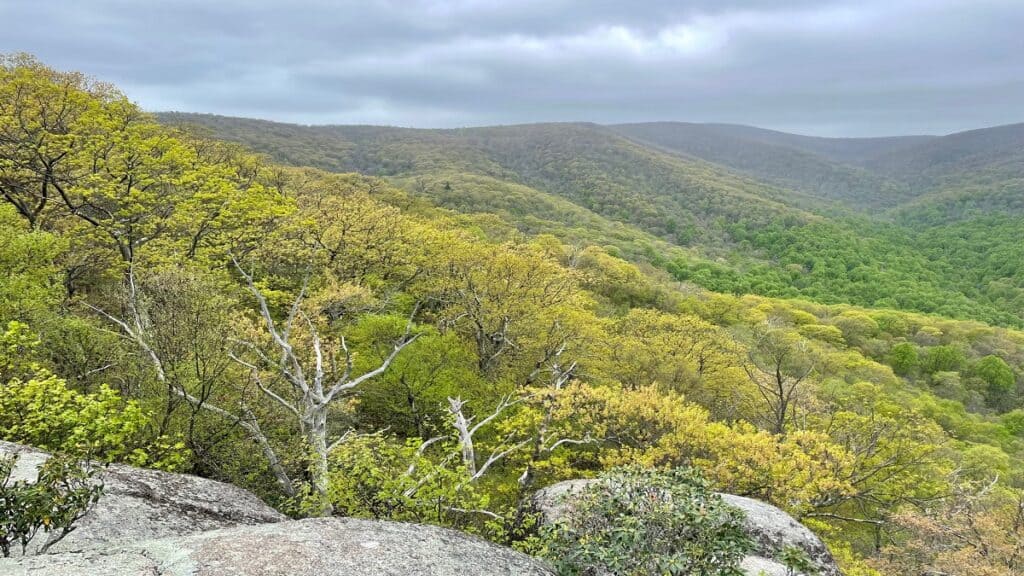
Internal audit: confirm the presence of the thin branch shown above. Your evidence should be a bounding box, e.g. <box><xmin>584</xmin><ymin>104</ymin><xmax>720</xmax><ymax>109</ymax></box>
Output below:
<box><xmin>228</xmin><ymin>351</ymin><xmax>300</xmax><ymax>418</ymax></box>
<box><xmin>446</xmin><ymin>506</ymin><xmax>503</xmax><ymax>521</ymax></box>
<box><xmin>546</xmin><ymin>435</ymin><xmax>595</xmax><ymax>452</ymax></box>
<box><xmin>470</xmin><ymin>438</ymin><xmax>531</xmax><ymax>483</ymax></box>
<box><xmin>326</xmin><ymin>429</ymin><xmax>354</xmax><ymax>454</ymax></box>
<box><xmin>406</xmin><ymin>436</ymin><xmax>445</xmax><ymax>477</ymax></box>
<box><xmin>324</xmin><ymin>333</ymin><xmax>419</xmax><ymax>403</ymax></box>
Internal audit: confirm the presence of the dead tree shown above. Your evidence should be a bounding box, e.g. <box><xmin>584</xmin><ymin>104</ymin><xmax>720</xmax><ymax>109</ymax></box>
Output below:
<box><xmin>91</xmin><ymin>260</ymin><xmax>418</xmax><ymax>515</ymax></box>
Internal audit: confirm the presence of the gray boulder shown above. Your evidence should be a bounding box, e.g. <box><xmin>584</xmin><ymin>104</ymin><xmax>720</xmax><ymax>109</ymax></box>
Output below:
<box><xmin>0</xmin><ymin>440</ymin><xmax>285</xmax><ymax>555</ymax></box>
<box><xmin>0</xmin><ymin>517</ymin><xmax>555</xmax><ymax>575</ymax></box>
<box><xmin>532</xmin><ymin>478</ymin><xmax>596</xmax><ymax>524</ymax></box>
<box><xmin>533</xmin><ymin>479</ymin><xmax>841</xmax><ymax>576</ymax></box>
<box><xmin>740</xmin><ymin>555</ymin><xmax>794</xmax><ymax>576</ymax></box>
<box><xmin>720</xmin><ymin>493</ymin><xmax>840</xmax><ymax>576</ymax></box>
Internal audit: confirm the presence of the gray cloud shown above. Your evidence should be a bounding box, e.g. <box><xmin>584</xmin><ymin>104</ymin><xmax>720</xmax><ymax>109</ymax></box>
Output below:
<box><xmin>1</xmin><ymin>0</ymin><xmax>1022</xmax><ymax>135</ymax></box>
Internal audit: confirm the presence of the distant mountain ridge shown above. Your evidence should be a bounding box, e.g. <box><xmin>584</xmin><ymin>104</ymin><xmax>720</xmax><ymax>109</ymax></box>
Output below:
<box><xmin>159</xmin><ymin>113</ymin><xmax>828</xmax><ymax>244</ymax></box>
<box><xmin>609</xmin><ymin>122</ymin><xmax>918</xmax><ymax>210</ymax></box>
<box><xmin>610</xmin><ymin>121</ymin><xmax>1024</xmax><ymax>214</ymax></box>
<box><xmin>163</xmin><ymin>113</ymin><xmax>1023</xmax><ymax>217</ymax></box>
<box><xmin>158</xmin><ymin>112</ymin><xmax>1024</xmax><ymax>327</ymax></box>
<box><xmin>616</xmin><ymin>122</ymin><xmax>936</xmax><ymax>164</ymax></box>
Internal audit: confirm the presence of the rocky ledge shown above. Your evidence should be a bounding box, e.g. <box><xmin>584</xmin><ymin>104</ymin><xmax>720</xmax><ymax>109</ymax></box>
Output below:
<box><xmin>2</xmin><ymin>517</ymin><xmax>554</xmax><ymax>576</ymax></box>
<box><xmin>0</xmin><ymin>440</ymin><xmax>286</xmax><ymax>555</ymax></box>
<box><xmin>1</xmin><ymin>441</ymin><xmax>839</xmax><ymax>576</ymax></box>
<box><xmin>0</xmin><ymin>441</ymin><xmax>552</xmax><ymax>575</ymax></box>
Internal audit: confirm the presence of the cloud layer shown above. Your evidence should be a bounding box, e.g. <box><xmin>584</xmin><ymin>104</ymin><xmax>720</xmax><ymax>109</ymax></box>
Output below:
<box><xmin>2</xmin><ymin>0</ymin><xmax>1022</xmax><ymax>135</ymax></box>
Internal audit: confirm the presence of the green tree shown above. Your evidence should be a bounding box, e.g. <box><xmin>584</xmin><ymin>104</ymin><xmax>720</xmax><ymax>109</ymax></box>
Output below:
<box><xmin>922</xmin><ymin>345</ymin><xmax>965</xmax><ymax>374</ymax></box>
<box><xmin>0</xmin><ymin>54</ymin><xmax>111</xmax><ymax>229</ymax></box>
<box><xmin>973</xmin><ymin>355</ymin><xmax>1015</xmax><ymax>395</ymax></box>
<box><xmin>888</xmin><ymin>342</ymin><xmax>919</xmax><ymax>376</ymax></box>
<box><xmin>743</xmin><ymin>323</ymin><xmax>816</xmax><ymax>435</ymax></box>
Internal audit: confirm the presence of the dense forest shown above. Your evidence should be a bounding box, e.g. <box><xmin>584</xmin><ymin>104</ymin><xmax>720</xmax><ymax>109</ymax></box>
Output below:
<box><xmin>160</xmin><ymin>113</ymin><xmax>1024</xmax><ymax>328</ymax></box>
<box><xmin>4</xmin><ymin>55</ymin><xmax>1024</xmax><ymax>575</ymax></box>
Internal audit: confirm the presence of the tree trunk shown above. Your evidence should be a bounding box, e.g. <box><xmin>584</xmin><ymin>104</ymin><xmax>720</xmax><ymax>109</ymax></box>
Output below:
<box><xmin>305</xmin><ymin>407</ymin><xmax>334</xmax><ymax>516</ymax></box>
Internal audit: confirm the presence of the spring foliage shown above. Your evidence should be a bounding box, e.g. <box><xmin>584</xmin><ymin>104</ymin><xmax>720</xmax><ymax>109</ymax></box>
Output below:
<box><xmin>2</xmin><ymin>56</ymin><xmax>1024</xmax><ymax>575</ymax></box>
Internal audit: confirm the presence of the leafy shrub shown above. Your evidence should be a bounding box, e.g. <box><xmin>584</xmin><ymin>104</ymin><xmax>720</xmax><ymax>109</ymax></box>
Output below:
<box><xmin>538</xmin><ymin>466</ymin><xmax>751</xmax><ymax>576</ymax></box>
<box><xmin>318</xmin><ymin>434</ymin><xmax>490</xmax><ymax>529</ymax></box>
<box><xmin>0</xmin><ymin>453</ymin><xmax>103</xmax><ymax>557</ymax></box>
<box><xmin>0</xmin><ymin>371</ymin><xmax>187</xmax><ymax>470</ymax></box>
<box><xmin>778</xmin><ymin>544</ymin><xmax>819</xmax><ymax>576</ymax></box>
<box><xmin>0</xmin><ymin>322</ymin><xmax>188</xmax><ymax>470</ymax></box>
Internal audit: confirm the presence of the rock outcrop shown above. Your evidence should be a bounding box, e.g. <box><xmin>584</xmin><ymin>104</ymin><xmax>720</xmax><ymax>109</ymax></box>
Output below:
<box><xmin>0</xmin><ymin>440</ymin><xmax>286</xmax><ymax>555</ymax></box>
<box><xmin>720</xmin><ymin>493</ymin><xmax>840</xmax><ymax>576</ymax></box>
<box><xmin>532</xmin><ymin>478</ymin><xmax>595</xmax><ymax>524</ymax></box>
<box><xmin>1</xmin><ymin>517</ymin><xmax>555</xmax><ymax>575</ymax></box>
<box><xmin>0</xmin><ymin>441</ymin><xmax>554</xmax><ymax>575</ymax></box>
<box><xmin>533</xmin><ymin>479</ymin><xmax>841</xmax><ymax>576</ymax></box>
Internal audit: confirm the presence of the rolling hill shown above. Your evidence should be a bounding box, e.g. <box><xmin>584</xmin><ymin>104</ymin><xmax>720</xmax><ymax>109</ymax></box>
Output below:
<box><xmin>612</xmin><ymin>121</ymin><xmax>1024</xmax><ymax>220</ymax></box>
<box><xmin>158</xmin><ymin>113</ymin><xmax>1024</xmax><ymax>327</ymax></box>
<box><xmin>159</xmin><ymin>114</ymin><xmax>828</xmax><ymax>245</ymax></box>
<box><xmin>610</xmin><ymin>122</ymin><xmax>918</xmax><ymax>210</ymax></box>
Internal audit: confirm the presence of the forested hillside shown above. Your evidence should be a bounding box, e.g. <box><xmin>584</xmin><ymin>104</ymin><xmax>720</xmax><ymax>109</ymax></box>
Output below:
<box><xmin>612</xmin><ymin>121</ymin><xmax>1024</xmax><ymax>223</ymax></box>
<box><xmin>4</xmin><ymin>56</ymin><xmax>1024</xmax><ymax>575</ymax></box>
<box><xmin>617</xmin><ymin>123</ymin><xmax>936</xmax><ymax>167</ymax></box>
<box><xmin>866</xmin><ymin>122</ymin><xmax>1024</xmax><ymax>186</ymax></box>
<box><xmin>158</xmin><ymin>114</ymin><xmax>826</xmax><ymax>239</ymax></box>
<box><xmin>161</xmin><ymin>113</ymin><xmax>1024</xmax><ymax>327</ymax></box>
<box><xmin>611</xmin><ymin>122</ymin><xmax>916</xmax><ymax>210</ymax></box>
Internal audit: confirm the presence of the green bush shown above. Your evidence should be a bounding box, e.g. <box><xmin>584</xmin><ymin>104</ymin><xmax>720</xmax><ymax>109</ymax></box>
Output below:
<box><xmin>320</xmin><ymin>434</ymin><xmax>489</xmax><ymax>529</ymax></box>
<box><xmin>778</xmin><ymin>544</ymin><xmax>819</xmax><ymax>576</ymax></box>
<box><xmin>973</xmin><ymin>355</ymin><xmax>1016</xmax><ymax>394</ymax></box>
<box><xmin>888</xmin><ymin>342</ymin><xmax>919</xmax><ymax>376</ymax></box>
<box><xmin>0</xmin><ymin>453</ymin><xmax>104</xmax><ymax>557</ymax></box>
<box><xmin>0</xmin><ymin>371</ymin><xmax>187</xmax><ymax>470</ymax></box>
<box><xmin>538</xmin><ymin>466</ymin><xmax>751</xmax><ymax>576</ymax></box>
<box><xmin>0</xmin><ymin>322</ymin><xmax>188</xmax><ymax>471</ymax></box>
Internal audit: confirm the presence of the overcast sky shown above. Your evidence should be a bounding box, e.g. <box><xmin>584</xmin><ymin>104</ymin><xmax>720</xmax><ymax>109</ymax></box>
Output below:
<box><xmin>2</xmin><ymin>0</ymin><xmax>1023</xmax><ymax>136</ymax></box>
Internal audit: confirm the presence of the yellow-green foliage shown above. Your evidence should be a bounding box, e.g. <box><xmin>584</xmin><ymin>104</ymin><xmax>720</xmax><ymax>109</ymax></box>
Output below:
<box><xmin>0</xmin><ymin>207</ymin><xmax>65</xmax><ymax>321</ymax></box>
<box><xmin>321</xmin><ymin>434</ymin><xmax>489</xmax><ymax>530</ymax></box>
<box><xmin>0</xmin><ymin>323</ymin><xmax>187</xmax><ymax>470</ymax></box>
<box><xmin>5</xmin><ymin>56</ymin><xmax>1024</xmax><ymax>576</ymax></box>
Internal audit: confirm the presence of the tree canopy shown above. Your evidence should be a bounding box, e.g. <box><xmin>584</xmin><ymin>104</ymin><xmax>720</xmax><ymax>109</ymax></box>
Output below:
<box><xmin>3</xmin><ymin>56</ymin><xmax>1024</xmax><ymax>576</ymax></box>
